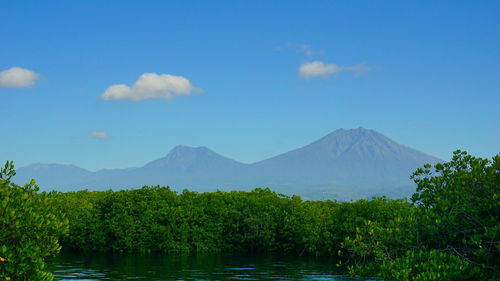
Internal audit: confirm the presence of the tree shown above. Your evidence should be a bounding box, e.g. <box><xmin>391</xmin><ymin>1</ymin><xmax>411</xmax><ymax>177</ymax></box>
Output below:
<box><xmin>342</xmin><ymin>151</ymin><xmax>499</xmax><ymax>280</ymax></box>
<box><xmin>411</xmin><ymin>150</ymin><xmax>499</xmax><ymax>279</ymax></box>
<box><xmin>0</xmin><ymin>162</ymin><xmax>69</xmax><ymax>281</ymax></box>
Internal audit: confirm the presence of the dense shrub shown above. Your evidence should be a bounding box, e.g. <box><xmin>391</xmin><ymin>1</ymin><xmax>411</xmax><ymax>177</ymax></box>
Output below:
<box><xmin>341</xmin><ymin>151</ymin><xmax>499</xmax><ymax>280</ymax></box>
<box><xmin>349</xmin><ymin>250</ymin><xmax>482</xmax><ymax>281</ymax></box>
<box><xmin>0</xmin><ymin>162</ymin><xmax>68</xmax><ymax>281</ymax></box>
<box><xmin>411</xmin><ymin>150</ymin><xmax>499</xmax><ymax>277</ymax></box>
<box><xmin>55</xmin><ymin>187</ymin><xmax>306</xmax><ymax>253</ymax></box>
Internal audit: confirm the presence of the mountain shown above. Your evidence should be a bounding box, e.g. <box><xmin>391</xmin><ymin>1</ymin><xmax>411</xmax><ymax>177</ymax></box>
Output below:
<box><xmin>247</xmin><ymin>127</ymin><xmax>441</xmax><ymax>199</ymax></box>
<box><xmin>80</xmin><ymin>146</ymin><xmax>248</xmax><ymax>190</ymax></box>
<box><xmin>15</xmin><ymin>164</ymin><xmax>91</xmax><ymax>189</ymax></box>
<box><xmin>11</xmin><ymin>128</ymin><xmax>441</xmax><ymax>200</ymax></box>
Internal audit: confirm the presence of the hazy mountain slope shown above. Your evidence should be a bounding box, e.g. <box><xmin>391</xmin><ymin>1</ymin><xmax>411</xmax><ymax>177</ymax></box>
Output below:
<box><xmin>80</xmin><ymin>146</ymin><xmax>248</xmax><ymax>190</ymax></box>
<box><xmin>249</xmin><ymin>127</ymin><xmax>441</xmax><ymax>188</ymax></box>
<box><xmin>15</xmin><ymin>164</ymin><xmax>92</xmax><ymax>189</ymax></box>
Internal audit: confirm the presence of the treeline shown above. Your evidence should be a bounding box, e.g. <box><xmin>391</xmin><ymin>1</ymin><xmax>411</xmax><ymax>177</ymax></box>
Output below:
<box><xmin>54</xmin><ymin>185</ymin><xmax>412</xmax><ymax>255</ymax></box>
<box><xmin>1</xmin><ymin>150</ymin><xmax>499</xmax><ymax>281</ymax></box>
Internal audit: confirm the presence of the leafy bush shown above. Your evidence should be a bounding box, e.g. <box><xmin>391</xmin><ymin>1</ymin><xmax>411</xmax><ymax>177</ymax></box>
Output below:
<box><xmin>0</xmin><ymin>162</ymin><xmax>68</xmax><ymax>281</ymax></box>
<box><xmin>411</xmin><ymin>150</ymin><xmax>499</xmax><ymax>277</ymax></box>
<box><xmin>350</xmin><ymin>250</ymin><xmax>481</xmax><ymax>281</ymax></box>
<box><xmin>341</xmin><ymin>151</ymin><xmax>499</xmax><ymax>280</ymax></box>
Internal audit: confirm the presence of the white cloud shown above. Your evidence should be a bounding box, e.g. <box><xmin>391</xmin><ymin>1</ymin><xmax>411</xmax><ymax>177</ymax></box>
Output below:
<box><xmin>0</xmin><ymin>67</ymin><xmax>39</xmax><ymax>88</ymax></box>
<box><xmin>299</xmin><ymin>61</ymin><xmax>339</xmax><ymax>78</ymax></box>
<box><xmin>100</xmin><ymin>72</ymin><xmax>200</xmax><ymax>101</ymax></box>
<box><xmin>90</xmin><ymin>131</ymin><xmax>111</xmax><ymax>139</ymax></box>
<box><xmin>299</xmin><ymin>61</ymin><xmax>371</xmax><ymax>79</ymax></box>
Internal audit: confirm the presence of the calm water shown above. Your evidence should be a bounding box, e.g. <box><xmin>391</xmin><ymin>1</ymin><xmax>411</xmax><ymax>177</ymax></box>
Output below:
<box><xmin>49</xmin><ymin>251</ymin><xmax>371</xmax><ymax>280</ymax></box>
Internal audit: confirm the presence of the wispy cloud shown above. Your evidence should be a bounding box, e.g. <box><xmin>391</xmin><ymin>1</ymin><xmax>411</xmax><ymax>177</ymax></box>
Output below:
<box><xmin>100</xmin><ymin>72</ymin><xmax>201</xmax><ymax>101</ymax></box>
<box><xmin>299</xmin><ymin>61</ymin><xmax>371</xmax><ymax>79</ymax></box>
<box><xmin>415</xmin><ymin>122</ymin><xmax>429</xmax><ymax>128</ymax></box>
<box><xmin>0</xmin><ymin>67</ymin><xmax>39</xmax><ymax>88</ymax></box>
<box><xmin>90</xmin><ymin>131</ymin><xmax>111</xmax><ymax>139</ymax></box>
<box><xmin>276</xmin><ymin>43</ymin><xmax>324</xmax><ymax>57</ymax></box>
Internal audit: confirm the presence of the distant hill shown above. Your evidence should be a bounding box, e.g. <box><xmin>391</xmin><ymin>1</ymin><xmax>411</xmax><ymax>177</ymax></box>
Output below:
<box><xmin>13</xmin><ymin>128</ymin><xmax>441</xmax><ymax>200</ymax></box>
<box><xmin>14</xmin><ymin>163</ymin><xmax>91</xmax><ymax>189</ymax></box>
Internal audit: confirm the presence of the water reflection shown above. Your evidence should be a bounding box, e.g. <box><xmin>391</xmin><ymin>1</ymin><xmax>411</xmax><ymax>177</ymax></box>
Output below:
<box><xmin>49</xmin><ymin>251</ymin><xmax>367</xmax><ymax>280</ymax></box>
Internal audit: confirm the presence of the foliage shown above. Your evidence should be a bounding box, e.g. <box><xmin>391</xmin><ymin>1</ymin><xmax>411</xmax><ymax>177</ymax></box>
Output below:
<box><xmin>411</xmin><ymin>150</ymin><xmax>499</xmax><ymax>276</ymax></box>
<box><xmin>340</xmin><ymin>150</ymin><xmax>499</xmax><ymax>280</ymax></box>
<box><xmin>55</xmin><ymin>187</ymin><xmax>307</xmax><ymax>254</ymax></box>
<box><xmin>0</xmin><ymin>162</ymin><xmax>69</xmax><ymax>281</ymax></box>
<box><xmin>340</xmin><ymin>198</ymin><xmax>417</xmax><ymax>266</ymax></box>
<box><xmin>349</xmin><ymin>249</ymin><xmax>481</xmax><ymax>281</ymax></box>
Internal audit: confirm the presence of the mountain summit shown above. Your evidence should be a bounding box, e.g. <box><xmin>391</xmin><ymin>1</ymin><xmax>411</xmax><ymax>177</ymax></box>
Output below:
<box><xmin>144</xmin><ymin>145</ymin><xmax>243</xmax><ymax>170</ymax></box>
<box><xmin>249</xmin><ymin>127</ymin><xmax>440</xmax><ymax>198</ymax></box>
<box><xmin>13</xmin><ymin>128</ymin><xmax>441</xmax><ymax>200</ymax></box>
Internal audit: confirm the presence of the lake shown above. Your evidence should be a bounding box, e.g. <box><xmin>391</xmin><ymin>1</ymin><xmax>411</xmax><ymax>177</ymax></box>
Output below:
<box><xmin>49</xmin><ymin>251</ymin><xmax>372</xmax><ymax>280</ymax></box>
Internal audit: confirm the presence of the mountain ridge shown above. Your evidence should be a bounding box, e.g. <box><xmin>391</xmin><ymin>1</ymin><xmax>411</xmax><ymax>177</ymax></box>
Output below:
<box><xmin>12</xmin><ymin>128</ymin><xmax>441</xmax><ymax>200</ymax></box>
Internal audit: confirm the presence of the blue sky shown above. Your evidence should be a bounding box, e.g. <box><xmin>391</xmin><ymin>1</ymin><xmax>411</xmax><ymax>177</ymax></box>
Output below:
<box><xmin>1</xmin><ymin>0</ymin><xmax>499</xmax><ymax>171</ymax></box>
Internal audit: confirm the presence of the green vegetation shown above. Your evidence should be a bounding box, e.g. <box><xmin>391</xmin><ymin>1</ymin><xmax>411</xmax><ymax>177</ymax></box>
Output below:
<box><xmin>342</xmin><ymin>150</ymin><xmax>499</xmax><ymax>280</ymax></box>
<box><xmin>1</xmin><ymin>150</ymin><xmax>498</xmax><ymax>280</ymax></box>
<box><xmin>0</xmin><ymin>162</ymin><xmax>68</xmax><ymax>281</ymax></box>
